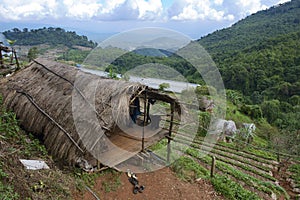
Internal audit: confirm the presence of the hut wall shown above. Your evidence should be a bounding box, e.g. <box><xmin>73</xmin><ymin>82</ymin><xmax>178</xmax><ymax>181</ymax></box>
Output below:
<box><xmin>0</xmin><ymin>58</ymin><xmax>145</xmax><ymax>166</ymax></box>
<box><xmin>0</xmin><ymin>58</ymin><xmax>180</xmax><ymax>167</ymax></box>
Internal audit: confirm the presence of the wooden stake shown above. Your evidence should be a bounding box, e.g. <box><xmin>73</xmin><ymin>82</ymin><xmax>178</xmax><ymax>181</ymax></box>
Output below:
<box><xmin>211</xmin><ymin>156</ymin><xmax>216</xmax><ymax>177</ymax></box>
<box><xmin>13</xmin><ymin>49</ymin><xmax>20</xmax><ymax>70</ymax></box>
<box><xmin>142</xmin><ymin>91</ymin><xmax>147</xmax><ymax>152</ymax></box>
<box><xmin>167</xmin><ymin>102</ymin><xmax>175</xmax><ymax>163</ymax></box>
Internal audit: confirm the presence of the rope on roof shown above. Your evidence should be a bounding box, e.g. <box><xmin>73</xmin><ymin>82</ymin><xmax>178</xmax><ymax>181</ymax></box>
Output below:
<box><xmin>17</xmin><ymin>90</ymin><xmax>85</xmax><ymax>153</ymax></box>
<box><xmin>33</xmin><ymin>59</ymin><xmax>109</xmax><ymax>127</ymax></box>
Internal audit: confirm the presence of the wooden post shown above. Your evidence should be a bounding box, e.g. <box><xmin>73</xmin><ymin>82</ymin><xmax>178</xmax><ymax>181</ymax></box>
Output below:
<box><xmin>277</xmin><ymin>151</ymin><xmax>280</xmax><ymax>163</ymax></box>
<box><xmin>277</xmin><ymin>151</ymin><xmax>281</xmax><ymax>172</ymax></box>
<box><xmin>0</xmin><ymin>50</ymin><xmax>3</xmax><ymax>67</ymax></box>
<box><xmin>13</xmin><ymin>49</ymin><xmax>20</xmax><ymax>70</ymax></box>
<box><xmin>10</xmin><ymin>48</ymin><xmax>14</xmax><ymax>64</ymax></box>
<box><xmin>97</xmin><ymin>160</ymin><xmax>100</xmax><ymax>169</ymax></box>
<box><xmin>142</xmin><ymin>91</ymin><xmax>147</xmax><ymax>152</ymax></box>
<box><xmin>167</xmin><ymin>102</ymin><xmax>175</xmax><ymax>163</ymax></box>
<box><xmin>210</xmin><ymin>156</ymin><xmax>216</xmax><ymax>177</ymax></box>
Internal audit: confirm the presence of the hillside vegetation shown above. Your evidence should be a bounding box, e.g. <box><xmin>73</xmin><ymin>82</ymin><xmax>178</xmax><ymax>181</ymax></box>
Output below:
<box><xmin>105</xmin><ymin>0</ymin><xmax>300</xmax><ymax>133</ymax></box>
<box><xmin>2</xmin><ymin>27</ymin><xmax>97</xmax><ymax>48</ymax></box>
<box><xmin>0</xmin><ymin>1</ymin><xmax>299</xmax><ymax>199</ymax></box>
<box><xmin>196</xmin><ymin>0</ymin><xmax>300</xmax><ymax>132</ymax></box>
<box><xmin>198</xmin><ymin>0</ymin><xmax>300</xmax><ymax>55</ymax></box>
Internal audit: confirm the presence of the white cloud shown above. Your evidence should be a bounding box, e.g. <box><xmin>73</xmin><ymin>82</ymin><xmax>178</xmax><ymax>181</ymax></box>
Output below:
<box><xmin>169</xmin><ymin>0</ymin><xmax>234</xmax><ymax>21</ymax></box>
<box><xmin>234</xmin><ymin>0</ymin><xmax>268</xmax><ymax>17</ymax></box>
<box><xmin>136</xmin><ymin>0</ymin><xmax>163</xmax><ymax>20</ymax></box>
<box><xmin>63</xmin><ymin>0</ymin><xmax>102</xmax><ymax>19</ymax></box>
<box><xmin>0</xmin><ymin>0</ymin><xmax>290</xmax><ymax>23</ymax></box>
<box><xmin>277</xmin><ymin>0</ymin><xmax>291</xmax><ymax>4</ymax></box>
<box><xmin>97</xmin><ymin>0</ymin><xmax>163</xmax><ymax>21</ymax></box>
<box><xmin>0</xmin><ymin>0</ymin><xmax>59</xmax><ymax>20</ymax></box>
<box><xmin>101</xmin><ymin>0</ymin><xmax>126</xmax><ymax>14</ymax></box>
<box><xmin>214</xmin><ymin>0</ymin><xmax>224</xmax><ymax>6</ymax></box>
<box><xmin>0</xmin><ymin>0</ymin><xmax>163</xmax><ymax>22</ymax></box>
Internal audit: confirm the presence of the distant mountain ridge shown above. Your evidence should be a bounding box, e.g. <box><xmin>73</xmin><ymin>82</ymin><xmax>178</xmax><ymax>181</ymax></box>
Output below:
<box><xmin>133</xmin><ymin>48</ymin><xmax>175</xmax><ymax>57</ymax></box>
<box><xmin>196</xmin><ymin>0</ymin><xmax>300</xmax><ymax>97</ymax></box>
<box><xmin>196</xmin><ymin>0</ymin><xmax>300</xmax><ymax>131</ymax></box>
<box><xmin>2</xmin><ymin>27</ymin><xmax>97</xmax><ymax>48</ymax></box>
<box><xmin>198</xmin><ymin>0</ymin><xmax>300</xmax><ymax>58</ymax></box>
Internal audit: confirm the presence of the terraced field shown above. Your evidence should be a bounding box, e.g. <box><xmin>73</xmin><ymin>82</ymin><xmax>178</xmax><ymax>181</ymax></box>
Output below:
<box><xmin>156</xmin><ymin>124</ymin><xmax>300</xmax><ymax>200</ymax></box>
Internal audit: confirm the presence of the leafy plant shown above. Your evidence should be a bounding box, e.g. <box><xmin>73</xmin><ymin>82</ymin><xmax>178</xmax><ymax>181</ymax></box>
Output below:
<box><xmin>211</xmin><ymin>175</ymin><xmax>261</xmax><ymax>200</ymax></box>
<box><xmin>171</xmin><ymin>156</ymin><xmax>208</xmax><ymax>182</ymax></box>
<box><xmin>158</xmin><ymin>83</ymin><xmax>170</xmax><ymax>91</ymax></box>
<box><xmin>289</xmin><ymin>164</ymin><xmax>300</xmax><ymax>188</ymax></box>
<box><xmin>0</xmin><ymin>163</ymin><xmax>19</xmax><ymax>200</ymax></box>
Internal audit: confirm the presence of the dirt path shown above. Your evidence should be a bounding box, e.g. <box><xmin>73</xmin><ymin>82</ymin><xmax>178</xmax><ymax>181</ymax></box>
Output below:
<box><xmin>74</xmin><ymin>167</ymin><xmax>223</xmax><ymax>200</ymax></box>
<box><xmin>272</xmin><ymin>161</ymin><xmax>299</xmax><ymax>199</ymax></box>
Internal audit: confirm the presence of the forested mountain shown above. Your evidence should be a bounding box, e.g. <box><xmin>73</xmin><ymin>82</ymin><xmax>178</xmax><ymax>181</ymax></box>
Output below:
<box><xmin>198</xmin><ymin>0</ymin><xmax>300</xmax><ymax>58</ymax></box>
<box><xmin>106</xmin><ymin>0</ymin><xmax>299</xmax><ymax>131</ymax></box>
<box><xmin>2</xmin><ymin>27</ymin><xmax>97</xmax><ymax>48</ymax></box>
<box><xmin>196</xmin><ymin>0</ymin><xmax>300</xmax><ymax>131</ymax></box>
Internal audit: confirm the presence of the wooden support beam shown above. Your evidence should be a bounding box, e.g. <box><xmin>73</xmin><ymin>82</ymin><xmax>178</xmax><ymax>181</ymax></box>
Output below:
<box><xmin>165</xmin><ymin>119</ymin><xmax>181</xmax><ymax>125</ymax></box>
<box><xmin>165</xmin><ymin>135</ymin><xmax>173</xmax><ymax>140</ymax></box>
<box><xmin>13</xmin><ymin>49</ymin><xmax>20</xmax><ymax>70</ymax></box>
<box><xmin>0</xmin><ymin>50</ymin><xmax>3</xmax><ymax>67</ymax></box>
<box><xmin>142</xmin><ymin>91</ymin><xmax>148</xmax><ymax>152</ymax></box>
<box><xmin>167</xmin><ymin>102</ymin><xmax>175</xmax><ymax>163</ymax></box>
<box><xmin>210</xmin><ymin>156</ymin><xmax>216</xmax><ymax>177</ymax></box>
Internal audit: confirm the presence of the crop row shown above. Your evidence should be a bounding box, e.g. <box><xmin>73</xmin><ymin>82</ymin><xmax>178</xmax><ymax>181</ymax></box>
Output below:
<box><xmin>172</xmin><ymin>139</ymin><xmax>276</xmax><ymax>182</ymax></box>
<box><xmin>174</xmin><ymin>133</ymin><xmax>276</xmax><ymax>170</ymax></box>
<box><xmin>175</xmin><ymin>146</ymin><xmax>289</xmax><ymax>199</ymax></box>
<box><xmin>174</xmin><ymin>130</ymin><xmax>278</xmax><ymax>163</ymax></box>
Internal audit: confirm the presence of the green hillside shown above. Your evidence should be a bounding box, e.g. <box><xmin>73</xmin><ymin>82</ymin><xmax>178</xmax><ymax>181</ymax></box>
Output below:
<box><xmin>195</xmin><ymin>0</ymin><xmax>300</xmax><ymax>131</ymax></box>
<box><xmin>196</xmin><ymin>0</ymin><xmax>300</xmax><ymax>99</ymax></box>
<box><xmin>2</xmin><ymin>27</ymin><xmax>97</xmax><ymax>48</ymax></box>
<box><xmin>104</xmin><ymin>0</ymin><xmax>299</xmax><ymax>131</ymax></box>
<box><xmin>198</xmin><ymin>0</ymin><xmax>300</xmax><ymax>57</ymax></box>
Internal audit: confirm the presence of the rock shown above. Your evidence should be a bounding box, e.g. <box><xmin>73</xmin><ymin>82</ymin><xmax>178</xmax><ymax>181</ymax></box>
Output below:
<box><xmin>271</xmin><ymin>192</ymin><xmax>277</xmax><ymax>200</ymax></box>
<box><xmin>293</xmin><ymin>188</ymin><xmax>300</xmax><ymax>193</ymax></box>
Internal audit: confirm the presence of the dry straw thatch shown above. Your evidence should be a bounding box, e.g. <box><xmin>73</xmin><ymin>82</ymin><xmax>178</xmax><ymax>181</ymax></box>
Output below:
<box><xmin>0</xmin><ymin>58</ymin><xmax>179</xmax><ymax>168</ymax></box>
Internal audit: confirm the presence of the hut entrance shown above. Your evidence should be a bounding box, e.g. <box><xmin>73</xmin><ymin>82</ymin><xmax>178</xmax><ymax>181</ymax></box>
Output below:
<box><xmin>129</xmin><ymin>92</ymin><xmax>164</xmax><ymax>152</ymax></box>
<box><xmin>105</xmin><ymin>89</ymin><xmax>178</xmax><ymax>168</ymax></box>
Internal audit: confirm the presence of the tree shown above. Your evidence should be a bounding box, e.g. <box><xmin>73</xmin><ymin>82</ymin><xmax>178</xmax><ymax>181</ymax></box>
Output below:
<box><xmin>158</xmin><ymin>83</ymin><xmax>170</xmax><ymax>91</ymax></box>
<box><xmin>27</xmin><ymin>47</ymin><xmax>39</xmax><ymax>61</ymax></box>
<box><xmin>272</xmin><ymin>130</ymin><xmax>300</xmax><ymax>166</ymax></box>
<box><xmin>261</xmin><ymin>100</ymin><xmax>280</xmax><ymax>124</ymax></box>
<box><xmin>108</xmin><ymin>66</ymin><xmax>118</xmax><ymax>79</ymax></box>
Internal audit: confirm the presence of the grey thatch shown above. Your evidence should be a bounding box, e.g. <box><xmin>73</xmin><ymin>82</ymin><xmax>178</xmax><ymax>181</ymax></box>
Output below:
<box><xmin>0</xmin><ymin>58</ymin><xmax>180</xmax><ymax>169</ymax></box>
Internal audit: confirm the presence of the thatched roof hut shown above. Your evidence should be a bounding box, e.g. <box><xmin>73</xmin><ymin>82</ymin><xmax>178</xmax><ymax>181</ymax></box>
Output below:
<box><xmin>0</xmin><ymin>58</ymin><xmax>180</xmax><ymax>170</ymax></box>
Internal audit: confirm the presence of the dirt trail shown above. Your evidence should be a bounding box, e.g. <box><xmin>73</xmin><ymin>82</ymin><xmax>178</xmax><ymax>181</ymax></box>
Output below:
<box><xmin>74</xmin><ymin>167</ymin><xmax>223</xmax><ymax>200</ymax></box>
<box><xmin>272</xmin><ymin>161</ymin><xmax>299</xmax><ymax>199</ymax></box>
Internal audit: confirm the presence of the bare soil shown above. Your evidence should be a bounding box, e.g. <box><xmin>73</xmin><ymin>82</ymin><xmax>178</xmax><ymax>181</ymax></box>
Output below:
<box><xmin>73</xmin><ymin>167</ymin><xmax>223</xmax><ymax>200</ymax></box>
<box><xmin>272</xmin><ymin>160</ymin><xmax>299</xmax><ymax>199</ymax></box>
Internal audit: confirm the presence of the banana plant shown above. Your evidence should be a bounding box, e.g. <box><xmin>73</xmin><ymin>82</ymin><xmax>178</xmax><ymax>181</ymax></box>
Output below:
<box><xmin>6</xmin><ymin>39</ymin><xmax>19</xmax><ymax>69</ymax></box>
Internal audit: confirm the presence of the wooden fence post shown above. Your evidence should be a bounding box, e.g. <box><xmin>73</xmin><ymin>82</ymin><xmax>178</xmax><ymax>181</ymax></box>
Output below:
<box><xmin>142</xmin><ymin>91</ymin><xmax>147</xmax><ymax>152</ymax></box>
<box><xmin>211</xmin><ymin>156</ymin><xmax>216</xmax><ymax>177</ymax></box>
<box><xmin>167</xmin><ymin>102</ymin><xmax>175</xmax><ymax>164</ymax></box>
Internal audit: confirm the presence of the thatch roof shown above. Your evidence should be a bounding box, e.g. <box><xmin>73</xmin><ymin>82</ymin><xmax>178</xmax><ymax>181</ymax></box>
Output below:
<box><xmin>0</xmin><ymin>58</ymin><xmax>179</xmax><ymax>169</ymax></box>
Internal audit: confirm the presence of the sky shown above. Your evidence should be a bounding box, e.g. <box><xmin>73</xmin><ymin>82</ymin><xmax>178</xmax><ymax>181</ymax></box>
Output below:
<box><xmin>0</xmin><ymin>0</ymin><xmax>291</xmax><ymax>40</ymax></box>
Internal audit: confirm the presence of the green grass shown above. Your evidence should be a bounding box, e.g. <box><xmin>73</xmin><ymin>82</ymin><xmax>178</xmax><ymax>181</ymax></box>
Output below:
<box><xmin>74</xmin><ymin>168</ymin><xmax>122</xmax><ymax>194</ymax></box>
<box><xmin>171</xmin><ymin>156</ymin><xmax>209</xmax><ymax>182</ymax></box>
<box><xmin>171</xmin><ymin>154</ymin><xmax>261</xmax><ymax>199</ymax></box>
<box><xmin>184</xmin><ymin>148</ymin><xmax>289</xmax><ymax>198</ymax></box>
<box><xmin>226</xmin><ymin>101</ymin><xmax>252</xmax><ymax>123</ymax></box>
<box><xmin>0</xmin><ymin>166</ymin><xmax>19</xmax><ymax>200</ymax></box>
<box><xmin>0</xmin><ymin>96</ymin><xmax>74</xmax><ymax>199</ymax></box>
<box><xmin>289</xmin><ymin>164</ymin><xmax>300</xmax><ymax>188</ymax></box>
<box><xmin>211</xmin><ymin>175</ymin><xmax>261</xmax><ymax>200</ymax></box>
